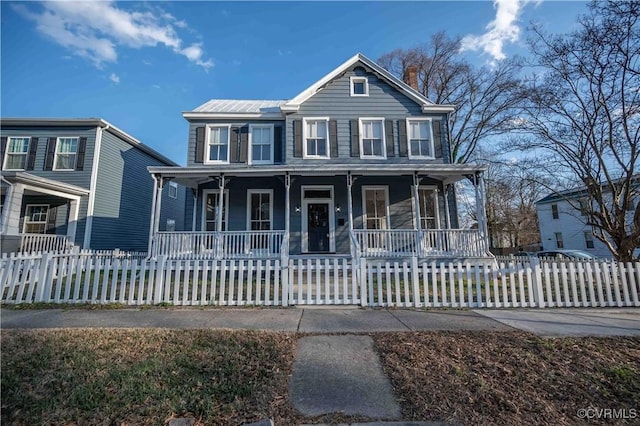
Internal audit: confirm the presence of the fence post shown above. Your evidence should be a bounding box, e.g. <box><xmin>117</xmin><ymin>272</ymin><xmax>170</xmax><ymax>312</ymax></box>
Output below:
<box><xmin>34</xmin><ymin>253</ymin><xmax>52</xmax><ymax>303</ymax></box>
<box><xmin>281</xmin><ymin>255</ymin><xmax>289</xmax><ymax>307</ymax></box>
<box><xmin>154</xmin><ymin>255</ymin><xmax>167</xmax><ymax>304</ymax></box>
<box><xmin>412</xmin><ymin>256</ymin><xmax>421</xmax><ymax>307</ymax></box>
<box><xmin>530</xmin><ymin>257</ymin><xmax>545</xmax><ymax>308</ymax></box>
<box><xmin>360</xmin><ymin>258</ymin><xmax>368</xmax><ymax>307</ymax></box>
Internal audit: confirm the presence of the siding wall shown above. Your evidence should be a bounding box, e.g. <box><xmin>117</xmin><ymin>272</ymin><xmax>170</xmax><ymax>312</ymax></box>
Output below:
<box><xmin>91</xmin><ymin>130</ymin><xmax>186</xmax><ymax>251</ymax></box>
<box><xmin>0</xmin><ymin>125</ymin><xmax>96</xmax><ymax>243</ymax></box>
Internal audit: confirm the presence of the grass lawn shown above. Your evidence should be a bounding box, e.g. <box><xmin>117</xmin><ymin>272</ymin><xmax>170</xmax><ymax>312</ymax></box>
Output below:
<box><xmin>2</xmin><ymin>328</ymin><xmax>639</xmax><ymax>425</ymax></box>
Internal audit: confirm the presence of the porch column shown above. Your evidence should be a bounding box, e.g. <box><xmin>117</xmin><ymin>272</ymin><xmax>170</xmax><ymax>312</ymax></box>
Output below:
<box><xmin>346</xmin><ymin>172</ymin><xmax>354</xmax><ymax>231</ymax></box>
<box><xmin>284</xmin><ymin>173</ymin><xmax>291</xmax><ymax>235</ymax></box>
<box><xmin>474</xmin><ymin>172</ymin><xmax>488</xmax><ymax>254</ymax></box>
<box><xmin>216</xmin><ymin>174</ymin><xmax>225</xmax><ymax>259</ymax></box>
<box><xmin>478</xmin><ymin>172</ymin><xmax>489</xmax><ymax>251</ymax></box>
<box><xmin>412</xmin><ymin>172</ymin><xmax>424</xmax><ymax>257</ymax></box>
<box><xmin>147</xmin><ymin>174</ymin><xmax>159</xmax><ymax>255</ymax></box>
<box><xmin>66</xmin><ymin>198</ymin><xmax>79</xmax><ymax>244</ymax></box>
<box><xmin>2</xmin><ymin>183</ymin><xmax>24</xmax><ymax>235</ymax></box>
<box><xmin>443</xmin><ymin>183</ymin><xmax>451</xmax><ymax>229</ymax></box>
<box><xmin>191</xmin><ymin>188</ymin><xmax>198</xmax><ymax>231</ymax></box>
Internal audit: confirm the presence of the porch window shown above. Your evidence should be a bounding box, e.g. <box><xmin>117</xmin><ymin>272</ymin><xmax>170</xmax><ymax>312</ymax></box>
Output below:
<box><xmin>23</xmin><ymin>205</ymin><xmax>49</xmax><ymax>234</ymax></box>
<box><xmin>249</xmin><ymin>125</ymin><xmax>273</xmax><ymax>164</ymax></box>
<box><xmin>362</xmin><ymin>187</ymin><xmax>389</xmax><ymax>229</ymax></box>
<box><xmin>54</xmin><ymin>137</ymin><xmax>78</xmax><ymax>170</ymax></box>
<box><xmin>417</xmin><ymin>187</ymin><xmax>439</xmax><ymax>229</ymax></box>
<box><xmin>207</xmin><ymin>126</ymin><xmax>230</xmax><ymax>163</ymax></box>
<box><xmin>204</xmin><ymin>191</ymin><xmax>229</xmax><ymax>231</ymax></box>
<box><xmin>303</xmin><ymin>118</ymin><xmax>329</xmax><ymax>158</ymax></box>
<box><xmin>359</xmin><ymin>119</ymin><xmax>385</xmax><ymax>159</ymax></box>
<box><xmin>248</xmin><ymin>190</ymin><xmax>272</xmax><ymax>230</ymax></box>
<box><xmin>407</xmin><ymin>119</ymin><xmax>434</xmax><ymax>158</ymax></box>
<box><xmin>3</xmin><ymin>137</ymin><xmax>30</xmax><ymax>170</ymax></box>
<box><xmin>555</xmin><ymin>232</ymin><xmax>564</xmax><ymax>249</ymax></box>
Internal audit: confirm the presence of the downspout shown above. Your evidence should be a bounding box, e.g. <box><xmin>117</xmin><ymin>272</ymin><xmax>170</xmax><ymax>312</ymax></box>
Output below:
<box><xmin>83</xmin><ymin>123</ymin><xmax>109</xmax><ymax>248</ymax></box>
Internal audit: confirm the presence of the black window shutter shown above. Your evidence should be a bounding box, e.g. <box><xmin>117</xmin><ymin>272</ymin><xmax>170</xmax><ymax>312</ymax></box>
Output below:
<box><xmin>329</xmin><ymin>120</ymin><xmax>338</xmax><ymax>158</ymax></box>
<box><xmin>274</xmin><ymin>126</ymin><xmax>283</xmax><ymax>163</ymax></box>
<box><xmin>239</xmin><ymin>126</ymin><xmax>248</xmax><ymax>162</ymax></box>
<box><xmin>432</xmin><ymin>120</ymin><xmax>442</xmax><ymax>158</ymax></box>
<box><xmin>398</xmin><ymin>121</ymin><xmax>408</xmax><ymax>157</ymax></box>
<box><xmin>230</xmin><ymin>127</ymin><xmax>240</xmax><ymax>163</ymax></box>
<box><xmin>75</xmin><ymin>137</ymin><xmax>87</xmax><ymax>171</ymax></box>
<box><xmin>195</xmin><ymin>127</ymin><xmax>205</xmax><ymax>163</ymax></box>
<box><xmin>1</xmin><ymin>137</ymin><xmax>7</xmax><ymax>165</ymax></box>
<box><xmin>46</xmin><ymin>206</ymin><xmax>57</xmax><ymax>234</ymax></box>
<box><xmin>26</xmin><ymin>137</ymin><xmax>38</xmax><ymax>170</ymax></box>
<box><xmin>293</xmin><ymin>120</ymin><xmax>302</xmax><ymax>157</ymax></box>
<box><xmin>350</xmin><ymin>120</ymin><xmax>360</xmax><ymax>157</ymax></box>
<box><xmin>44</xmin><ymin>137</ymin><xmax>56</xmax><ymax>170</ymax></box>
<box><xmin>385</xmin><ymin>120</ymin><xmax>395</xmax><ymax>157</ymax></box>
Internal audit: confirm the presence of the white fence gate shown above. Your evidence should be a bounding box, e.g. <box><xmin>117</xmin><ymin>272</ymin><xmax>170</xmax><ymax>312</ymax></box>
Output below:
<box><xmin>1</xmin><ymin>252</ymin><xmax>639</xmax><ymax>308</ymax></box>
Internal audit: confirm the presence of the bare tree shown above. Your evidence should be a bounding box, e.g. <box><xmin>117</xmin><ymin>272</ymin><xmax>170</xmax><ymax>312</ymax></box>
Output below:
<box><xmin>515</xmin><ymin>0</ymin><xmax>640</xmax><ymax>261</ymax></box>
<box><xmin>378</xmin><ymin>32</ymin><xmax>525</xmax><ymax>164</ymax></box>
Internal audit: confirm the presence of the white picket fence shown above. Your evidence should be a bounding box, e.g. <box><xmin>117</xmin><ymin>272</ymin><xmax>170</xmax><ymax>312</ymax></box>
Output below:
<box><xmin>1</xmin><ymin>251</ymin><xmax>639</xmax><ymax>308</ymax></box>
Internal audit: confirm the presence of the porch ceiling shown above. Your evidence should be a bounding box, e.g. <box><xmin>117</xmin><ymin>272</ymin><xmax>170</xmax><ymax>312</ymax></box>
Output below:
<box><xmin>148</xmin><ymin>164</ymin><xmax>487</xmax><ymax>188</ymax></box>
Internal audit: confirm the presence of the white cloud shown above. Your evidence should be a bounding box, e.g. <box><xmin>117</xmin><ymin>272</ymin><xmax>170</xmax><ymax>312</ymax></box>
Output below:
<box><xmin>12</xmin><ymin>1</ymin><xmax>213</xmax><ymax>70</ymax></box>
<box><xmin>109</xmin><ymin>73</ymin><xmax>120</xmax><ymax>84</ymax></box>
<box><xmin>461</xmin><ymin>0</ymin><xmax>538</xmax><ymax>63</ymax></box>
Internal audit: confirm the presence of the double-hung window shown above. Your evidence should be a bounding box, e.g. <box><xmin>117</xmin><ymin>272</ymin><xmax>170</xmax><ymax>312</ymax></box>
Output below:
<box><xmin>359</xmin><ymin>118</ymin><xmax>385</xmax><ymax>159</ymax></box>
<box><xmin>23</xmin><ymin>205</ymin><xmax>49</xmax><ymax>234</ymax></box>
<box><xmin>247</xmin><ymin>190</ymin><xmax>272</xmax><ymax>231</ymax></box>
<box><xmin>407</xmin><ymin>119</ymin><xmax>434</xmax><ymax>158</ymax></box>
<box><xmin>54</xmin><ymin>137</ymin><xmax>78</xmax><ymax>170</ymax></box>
<box><xmin>206</xmin><ymin>126</ymin><xmax>230</xmax><ymax>163</ymax></box>
<box><xmin>203</xmin><ymin>190</ymin><xmax>229</xmax><ymax>231</ymax></box>
<box><xmin>362</xmin><ymin>186</ymin><xmax>389</xmax><ymax>230</ymax></box>
<box><xmin>417</xmin><ymin>187</ymin><xmax>439</xmax><ymax>229</ymax></box>
<box><xmin>3</xmin><ymin>137</ymin><xmax>30</xmax><ymax>170</ymax></box>
<box><xmin>303</xmin><ymin>118</ymin><xmax>329</xmax><ymax>158</ymax></box>
<box><xmin>249</xmin><ymin>124</ymin><xmax>273</xmax><ymax>164</ymax></box>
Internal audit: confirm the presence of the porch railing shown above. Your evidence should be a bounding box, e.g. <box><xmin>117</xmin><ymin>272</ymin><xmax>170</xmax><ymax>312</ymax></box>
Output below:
<box><xmin>20</xmin><ymin>234</ymin><xmax>74</xmax><ymax>254</ymax></box>
<box><xmin>353</xmin><ymin>229</ymin><xmax>488</xmax><ymax>258</ymax></box>
<box><xmin>152</xmin><ymin>231</ymin><xmax>285</xmax><ymax>259</ymax></box>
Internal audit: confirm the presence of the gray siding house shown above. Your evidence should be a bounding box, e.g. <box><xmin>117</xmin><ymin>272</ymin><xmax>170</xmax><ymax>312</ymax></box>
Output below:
<box><xmin>148</xmin><ymin>54</ymin><xmax>490</xmax><ymax>260</ymax></box>
<box><xmin>1</xmin><ymin>118</ymin><xmax>186</xmax><ymax>253</ymax></box>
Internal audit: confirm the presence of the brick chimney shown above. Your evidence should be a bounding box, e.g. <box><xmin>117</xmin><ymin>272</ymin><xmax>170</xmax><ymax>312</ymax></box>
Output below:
<box><xmin>403</xmin><ymin>66</ymin><xmax>419</xmax><ymax>91</ymax></box>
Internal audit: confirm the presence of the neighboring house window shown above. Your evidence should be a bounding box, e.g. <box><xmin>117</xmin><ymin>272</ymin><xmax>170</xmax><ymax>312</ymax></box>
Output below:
<box><xmin>303</xmin><ymin>118</ymin><xmax>329</xmax><ymax>158</ymax></box>
<box><xmin>206</xmin><ymin>126</ymin><xmax>230</xmax><ymax>163</ymax></box>
<box><xmin>359</xmin><ymin>118</ymin><xmax>386</xmax><ymax>159</ymax></box>
<box><xmin>578</xmin><ymin>198</ymin><xmax>588</xmax><ymax>216</ymax></box>
<box><xmin>555</xmin><ymin>232</ymin><xmax>564</xmax><ymax>249</ymax></box>
<box><xmin>350</xmin><ymin>76</ymin><xmax>369</xmax><ymax>96</ymax></box>
<box><xmin>168</xmin><ymin>182</ymin><xmax>178</xmax><ymax>199</ymax></box>
<box><xmin>551</xmin><ymin>204</ymin><xmax>559</xmax><ymax>219</ymax></box>
<box><xmin>3</xmin><ymin>137</ymin><xmax>30</xmax><ymax>170</ymax></box>
<box><xmin>23</xmin><ymin>205</ymin><xmax>48</xmax><ymax>234</ymax></box>
<box><xmin>584</xmin><ymin>232</ymin><xmax>595</xmax><ymax>249</ymax></box>
<box><xmin>204</xmin><ymin>190</ymin><xmax>229</xmax><ymax>231</ymax></box>
<box><xmin>166</xmin><ymin>219</ymin><xmax>176</xmax><ymax>232</ymax></box>
<box><xmin>417</xmin><ymin>187</ymin><xmax>439</xmax><ymax>229</ymax></box>
<box><xmin>249</xmin><ymin>124</ymin><xmax>274</xmax><ymax>164</ymax></box>
<box><xmin>247</xmin><ymin>190</ymin><xmax>272</xmax><ymax>230</ymax></box>
<box><xmin>54</xmin><ymin>137</ymin><xmax>79</xmax><ymax>170</ymax></box>
<box><xmin>407</xmin><ymin>119</ymin><xmax>434</xmax><ymax>158</ymax></box>
<box><xmin>362</xmin><ymin>186</ymin><xmax>389</xmax><ymax>229</ymax></box>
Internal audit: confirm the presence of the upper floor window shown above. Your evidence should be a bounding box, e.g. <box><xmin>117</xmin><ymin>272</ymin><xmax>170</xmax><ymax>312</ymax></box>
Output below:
<box><xmin>54</xmin><ymin>137</ymin><xmax>78</xmax><ymax>170</ymax></box>
<box><xmin>206</xmin><ymin>125</ymin><xmax>230</xmax><ymax>163</ymax></box>
<box><xmin>350</xmin><ymin>76</ymin><xmax>369</xmax><ymax>96</ymax></box>
<box><xmin>168</xmin><ymin>182</ymin><xmax>178</xmax><ymax>199</ymax></box>
<box><xmin>249</xmin><ymin>124</ymin><xmax>274</xmax><ymax>165</ymax></box>
<box><xmin>407</xmin><ymin>119</ymin><xmax>434</xmax><ymax>158</ymax></box>
<box><xmin>3</xmin><ymin>137</ymin><xmax>30</xmax><ymax>170</ymax></box>
<box><xmin>359</xmin><ymin>118</ymin><xmax>386</xmax><ymax>159</ymax></box>
<box><xmin>551</xmin><ymin>203</ymin><xmax>559</xmax><ymax>219</ymax></box>
<box><xmin>303</xmin><ymin>118</ymin><xmax>329</xmax><ymax>159</ymax></box>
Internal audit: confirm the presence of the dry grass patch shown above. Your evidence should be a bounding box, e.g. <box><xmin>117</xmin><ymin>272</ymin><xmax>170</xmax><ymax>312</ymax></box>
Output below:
<box><xmin>374</xmin><ymin>331</ymin><xmax>640</xmax><ymax>425</ymax></box>
<box><xmin>1</xmin><ymin>329</ymin><xmax>298</xmax><ymax>425</ymax></box>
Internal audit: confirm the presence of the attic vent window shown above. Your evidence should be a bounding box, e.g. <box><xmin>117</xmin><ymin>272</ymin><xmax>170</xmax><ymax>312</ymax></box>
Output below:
<box><xmin>350</xmin><ymin>76</ymin><xmax>369</xmax><ymax>97</ymax></box>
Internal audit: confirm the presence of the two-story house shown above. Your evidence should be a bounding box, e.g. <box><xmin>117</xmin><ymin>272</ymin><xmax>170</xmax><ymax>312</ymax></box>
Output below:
<box><xmin>147</xmin><ymin>54</ymin><xmax>490</xmax><ymax>261</ymax></box>
<box><xmin>1</xmin><ymin>118</ymin><xmax>186</xmax><ymax>254</ymax></box>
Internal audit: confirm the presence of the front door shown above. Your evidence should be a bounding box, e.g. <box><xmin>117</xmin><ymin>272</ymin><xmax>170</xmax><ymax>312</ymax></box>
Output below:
<box><xmin>307</xmin><ymin>203</ymin><xmax>330</xmax><ymax>252</ymax></box>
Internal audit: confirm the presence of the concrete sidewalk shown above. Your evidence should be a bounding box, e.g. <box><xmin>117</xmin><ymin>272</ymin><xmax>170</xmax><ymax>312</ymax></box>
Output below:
<box><xmin>1</xmin><ymin>306</ymin><xmax>639</xmax><ymax>336</ymax></box>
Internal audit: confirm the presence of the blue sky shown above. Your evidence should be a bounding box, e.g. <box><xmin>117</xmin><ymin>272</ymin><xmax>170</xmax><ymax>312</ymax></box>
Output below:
<box><xmin>1</xmin><ymin>1</ymin><xmax>589</xmax><ymax>165</ymax></box>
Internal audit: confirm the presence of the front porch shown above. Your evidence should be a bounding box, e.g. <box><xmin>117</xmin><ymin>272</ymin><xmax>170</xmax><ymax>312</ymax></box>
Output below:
<box><xmin>147</xmin><ymin>164</ymin><xmax>491</xmax><ymax>261</ymax></box>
